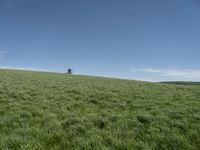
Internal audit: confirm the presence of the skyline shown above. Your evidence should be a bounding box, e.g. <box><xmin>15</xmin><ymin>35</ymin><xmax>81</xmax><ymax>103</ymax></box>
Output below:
<box><xmin>0</xmin><ymin>0</ymin><xmax>200</xmax><ymax>81</ymax></box>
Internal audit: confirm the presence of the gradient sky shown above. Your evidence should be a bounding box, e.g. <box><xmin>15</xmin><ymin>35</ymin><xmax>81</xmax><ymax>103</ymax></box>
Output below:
<box><xmin>0</xmin><ymin>0</ymin><xmax>200</xmax><ymax>81</ymax></box>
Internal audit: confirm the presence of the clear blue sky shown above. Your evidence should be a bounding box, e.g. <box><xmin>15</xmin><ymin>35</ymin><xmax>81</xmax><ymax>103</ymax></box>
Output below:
<box><xmin>0</xmin><ymin>0</ymin><xmax>200</xmax><ymax>81</ymax></box>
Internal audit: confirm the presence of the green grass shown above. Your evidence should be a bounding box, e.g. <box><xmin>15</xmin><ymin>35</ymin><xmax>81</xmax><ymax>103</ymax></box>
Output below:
<box><xmin>161</xmin><ymin>81</ymin><xmax>200</xmax><ymax>86</ymax></box>
<box><xmin>0</xmin><ymin>69</ymin><xmax>200</xmax><ymax>150</ymax></box>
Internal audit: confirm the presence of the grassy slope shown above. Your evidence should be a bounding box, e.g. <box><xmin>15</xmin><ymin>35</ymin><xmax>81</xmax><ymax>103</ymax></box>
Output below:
<box><xmin>0</xmin><ymin>69</ymin><xmax>200</xmax><ymax>150</ymax></box>
<box><xmin>161</xmin><ymin>81</ymin><xmax>200</xmax><ymax>86</ymax></box>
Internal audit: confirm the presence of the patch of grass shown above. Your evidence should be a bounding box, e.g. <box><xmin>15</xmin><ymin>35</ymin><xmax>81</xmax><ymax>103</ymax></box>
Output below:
<box><xmin>137</xmin><ymin>114</ymin><xmax>152</xmax><ymax>125</ymax></box>
<box><xmin>0</xmin><ymin>69</ymin><xmax>200</xmax><ymax>149</ymax></box>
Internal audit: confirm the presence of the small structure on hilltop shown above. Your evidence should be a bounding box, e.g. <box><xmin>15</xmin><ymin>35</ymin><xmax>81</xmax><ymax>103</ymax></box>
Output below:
<box><xmin>67</xmin><ymin>68</ymin><xmax>72</xmax><ymax>74</ymax></box>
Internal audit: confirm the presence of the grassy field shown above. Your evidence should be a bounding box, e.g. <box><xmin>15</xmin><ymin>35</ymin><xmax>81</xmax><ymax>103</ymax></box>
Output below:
<box><xmin>161</xmin><ymin>81</ymin><xmax>200</xmax><ymax>86</ymax></box>
<box><xmin>0</xmin><ymin>69</ymin><xmax>200</xmax><ymax>150</ymax></box>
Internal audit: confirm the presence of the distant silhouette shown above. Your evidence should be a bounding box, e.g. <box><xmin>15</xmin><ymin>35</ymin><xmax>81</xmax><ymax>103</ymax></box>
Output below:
<box><xmin>67</xmin><ymin>68</ymin><xmax>72</xmax><ymax>74</ymax></box>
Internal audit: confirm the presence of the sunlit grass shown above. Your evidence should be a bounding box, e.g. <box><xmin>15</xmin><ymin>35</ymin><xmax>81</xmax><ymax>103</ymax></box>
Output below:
<box><xmin>0</xmin><ymin>69</ymin><xmax>200</xmax><ymax>149</ymax></box>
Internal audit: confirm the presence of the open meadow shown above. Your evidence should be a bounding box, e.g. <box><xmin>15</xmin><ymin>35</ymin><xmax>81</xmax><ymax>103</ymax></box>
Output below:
<box><xmin>0</xmin><ymin>69</ymin><xmax>200</xmax><ymax>150</ymax></box>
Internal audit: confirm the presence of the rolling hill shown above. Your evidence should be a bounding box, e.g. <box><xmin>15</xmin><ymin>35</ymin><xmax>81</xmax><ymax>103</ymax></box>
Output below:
<box><xmin>0</xmin><ymin>69</ymin><xmax>200</xmax><ymax>150</ymax></box>
<box><xmin>161</xmin><ymin>81</ymin><xmax>200</xmax><ymax>86</ymax></box>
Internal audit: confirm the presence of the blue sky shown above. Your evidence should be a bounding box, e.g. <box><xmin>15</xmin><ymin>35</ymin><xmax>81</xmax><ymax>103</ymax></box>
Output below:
<box><xmin>0</xmin><ymin>0</ymin><xmax>200</xmax><ymax>81</ymax></box>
